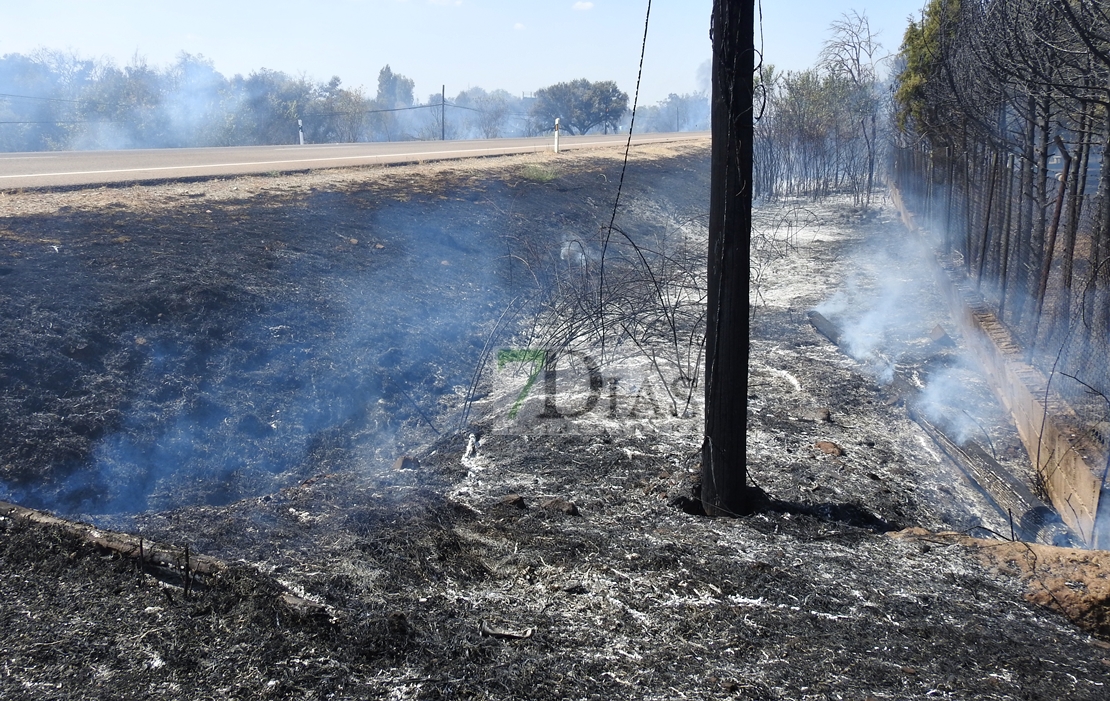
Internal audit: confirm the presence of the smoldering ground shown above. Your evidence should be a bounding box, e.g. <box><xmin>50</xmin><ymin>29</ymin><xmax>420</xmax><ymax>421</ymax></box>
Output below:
<box><xmin>0</xmin><ymin>144</ymin><xmax>709</xmax><ymax>524</ymax></box>
<box><xmin>744</xmin><ymin>195</ymin><xmax>1033</xmax><ymax>538</ymax></box>
<box><xmin>809</xmin><ymin>205</ymin><xmax>1030</xmax><ymax>486</ymax></box>
<box><xmin>3</xmin><ymin>147</ymin><xmax>1110</xmax><ymax>700</ymax></box>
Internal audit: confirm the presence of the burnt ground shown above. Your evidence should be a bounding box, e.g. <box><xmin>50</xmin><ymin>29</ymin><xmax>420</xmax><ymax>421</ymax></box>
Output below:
<box><xmin>0</xmin><ymin>144</ymin><xmax>705</xmax><ymax>519</ymax></box>
<box><xmin>2</xmin><ymin>144</ymin><xmax>1110</xmax><ymax>699</ymax></box>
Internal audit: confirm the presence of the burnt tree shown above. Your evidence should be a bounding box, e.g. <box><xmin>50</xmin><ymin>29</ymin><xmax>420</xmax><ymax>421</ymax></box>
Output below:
<box><xmin>701</xmin><ymin>0</ymin><xmax>755</xmax><ymax>516</ymax></box>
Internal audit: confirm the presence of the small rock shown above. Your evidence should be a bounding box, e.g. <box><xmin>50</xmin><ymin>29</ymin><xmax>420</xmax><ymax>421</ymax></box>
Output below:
<box><xmin>901</xmin><ymin>666</ymin><xmax>917</xmax><ymax>675</ymax></box>
<box><xmin>929</xmin><ymin>324</ymin><xmax>956</xmax><ymax>347</ymax></box>
<box><xmin>815</xmin><ymin>441</ymin><xmax>844</xmax><ymax>456</ymax></box>
<box><xmin>817</xmin><ymin>407</ymin><xmax>832</xmax><ymax>422</ymax></box>
<box><xmin>500</xmin><ymin>494</ymin><xmax>527</xmax><ymax>509</ymax></box>
<box><xmin>392</xmin><ymin>456</ymin><xmax>420</xmax><ymax>471</ymax></box>
<box><xmin>280</xmin><ymin>592</ymin><xmax>328</xmax><ymax>619</ymax></box>
<box><xmin>540</xmin><ymin>497</ymin><xmax>579</xmax><ymax>516</ymax></box>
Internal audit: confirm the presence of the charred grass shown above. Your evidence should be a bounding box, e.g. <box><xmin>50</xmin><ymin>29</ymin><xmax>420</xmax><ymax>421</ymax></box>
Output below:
<box><xmin>2</xmin><ymin>146</ymin><xmax>1110</xmax><ymax>699</ymax></box>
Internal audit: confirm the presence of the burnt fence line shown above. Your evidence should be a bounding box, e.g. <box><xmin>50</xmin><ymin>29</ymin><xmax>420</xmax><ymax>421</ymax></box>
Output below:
<box><xmin>893</xmin><ymin>142</ymin><xmax>1110</xmax><ymax>455</ymax></box>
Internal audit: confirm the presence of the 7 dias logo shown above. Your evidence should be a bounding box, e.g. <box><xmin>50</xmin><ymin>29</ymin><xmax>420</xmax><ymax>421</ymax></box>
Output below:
<box><xmin>494</xmin><ymin>349</ymin><xmax>694</xmax><ymax>430</ymax></box>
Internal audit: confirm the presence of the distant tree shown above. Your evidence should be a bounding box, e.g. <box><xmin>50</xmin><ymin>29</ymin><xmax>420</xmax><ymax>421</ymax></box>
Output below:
<box><xmin>818</xmin><ymin>12</ymin><xmax>884</xmax><ymax>203</ymax></box>
<box><xmin>163</xmin><ymin>53</ymin><xmax>230</xmax><ymax>147</ymax></box>
<box><xmin>375</xmin><ymin>65</ymin><xmax>414</xmax><ymax>108</ymax></box>
<box><xmin>639</xmin><ymin>92</ymin><xmax>710</xmax><ymax>133</ymax></box>
<box><xmin>229</xmin><ymin>68</ymin><xmax>315</xmax><ymax>145</ymax></box>
<box><xmin>79</xmin><ymin>54</ymin><xmax>169</xmax><ymax>148</ymax></box>
<box><xmin>0</xmin><ymin>50</ymin><xmax>94</xmax><ymax>150</ymax></box>
<box><xmin>417</xmin><ymin>91</ymin><xmax>458</xmax><ymax>141</ymax></box>
<box><xmin>369</xmin><ymin>65</ymin><xmax>415</xmax><ymax>141</ymax></box>
<box><xmin>456</xmin><ymin>86</ymin><xmax>513</xmax><ymax>139</ymax></box>
<box><xmin>530</xmin><ymin>78</ymin><xmax>629</xmax><ymax>135</ymax></box>
<box><xmin>312</xmin><ymin>77</ymin><xmax>369</xmax><ymax>143</ymax></box>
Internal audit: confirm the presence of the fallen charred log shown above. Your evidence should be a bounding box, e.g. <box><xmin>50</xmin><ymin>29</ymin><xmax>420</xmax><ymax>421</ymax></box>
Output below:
<box><xmin>906</xmin><ymin>407</ymin><xmax>1072</xmax><ymax>545</ymax></box>
<box><xmin>807</xmin><ymin>311</ymin><xmax>1076</xmax><ymax>546</ymax></box>
<box><xmin>806</xmin><ymin>309</ymin><xmax>841</xmax><ymax>346</ymax></box>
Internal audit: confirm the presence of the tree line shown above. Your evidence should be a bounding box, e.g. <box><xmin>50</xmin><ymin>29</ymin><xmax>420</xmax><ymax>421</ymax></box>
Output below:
<box><xmin>891</xmin><ymin>0</ymin><xmax>1110</xmax><ymax>437</ymax></box>
<box><xmin>0</xmin><ymin>50</ymin><xmax>707</xmax><ymax>152</ymax></box>
<box><xmin>753</xmin><ymin>11</ymin><xmax>887</xmax><ymax>204</ymax></box>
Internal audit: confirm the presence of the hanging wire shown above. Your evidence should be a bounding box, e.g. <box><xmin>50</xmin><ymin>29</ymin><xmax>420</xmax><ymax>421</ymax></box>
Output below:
<box><xmin>597</xmin><ymin>0</ymin><xmax>653</xmax><ymax>357</ymax></box>
<box><xmin>0</xmin><ymin>92</ymin><xmax>109</xmax><ymax>107</ymax></box>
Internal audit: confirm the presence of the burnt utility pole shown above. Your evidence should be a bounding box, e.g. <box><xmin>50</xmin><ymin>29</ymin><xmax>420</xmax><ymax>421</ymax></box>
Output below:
<box><xmin>701</xmin><ymin>0</ymin><xmax>755</xmax><ymax>516</ymax></box>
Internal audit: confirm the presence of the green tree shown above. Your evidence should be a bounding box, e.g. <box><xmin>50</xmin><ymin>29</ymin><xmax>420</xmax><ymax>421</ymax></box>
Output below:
<box><xmin>369</xmin><ymin>65</ymin><xmax>415</xmax><ymax>141</ymax></box>
<box><xmin>894</xmin><ymin>0</ymin><xmax>961</xmax><ymax>135</ymax></box>
<box><xmin>229</xmin><ymin>68</ymin><xmax>315</xmax><ymax>145</ymax></box>
<box><xmin>530</xmin><ymin>78</ymin><xmax>629</xmax><ymax>135</ymax></box>
<box><xmin>375</xmin><ymin>65</ymin><xmax>414</xmax><ymax>108</ymax></box>
<box><xmin>457</xmin><ymin>87</ymin><xmax>512</xmax><ymax>139</ymax></box>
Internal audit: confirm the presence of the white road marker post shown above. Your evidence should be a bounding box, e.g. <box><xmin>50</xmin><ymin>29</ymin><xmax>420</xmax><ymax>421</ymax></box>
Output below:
<box><xmin>298</xmin><ymin>119</ymin><xmax>304</xmax><ymax>146</ymax></box>
<box><xmin>554</xmin><ymin>117</ymin><xmax>560</xmax><ymax>154</ymax></box>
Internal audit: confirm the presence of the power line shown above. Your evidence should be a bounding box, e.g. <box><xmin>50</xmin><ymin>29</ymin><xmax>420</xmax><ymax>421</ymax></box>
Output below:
<box><xmin>309</xmin><ymin>101</ymin><xmax>482</xmax><ymax>118</ymax></box>
<box><xmin>0</xmin><ymin>92</ymin><xmax>108</xmax><ymax>107</ymax></box>
<box><xmin>599</xmin><ymin>0</ymin><xmax>653</xmax><ymax>357</ymax></box>
<box><xmin>312</xmin><ymin>103</ymin><xmax>434</xmax><ymax>118</ymax></box>
<box><xmin>0</xmin><ymin>119</ymin><xmax>111</xmax><ymax>126</ymax></box>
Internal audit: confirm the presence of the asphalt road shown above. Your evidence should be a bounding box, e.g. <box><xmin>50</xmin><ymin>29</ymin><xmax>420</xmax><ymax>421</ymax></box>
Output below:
<box><xmin>0</xmin><ymin>132</ymin><xmax>709</xmax><ymax>190</ymax></box>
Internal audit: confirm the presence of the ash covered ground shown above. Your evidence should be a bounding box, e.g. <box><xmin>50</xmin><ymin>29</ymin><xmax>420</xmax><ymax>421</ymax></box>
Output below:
<box><xmin>2</xmin><ymin>144</ymin><xmax>1110</xmax><ymax>699</ymax></box>
<box><xmin>0</xmin><ymin>146</ymin><xmax>707</xmax><ymax>517</ymax></box>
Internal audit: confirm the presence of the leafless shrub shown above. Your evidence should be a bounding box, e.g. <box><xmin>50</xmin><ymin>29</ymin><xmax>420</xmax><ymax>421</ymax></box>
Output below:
<box><xmin>749</xmin><ymin>201</ymin><xmax>816</xmax><ymax>316</ymax></box>
<box><xmin>504</xmin><ymin>208</ymin><xmax>709</xmax><ymax>418</ymax></box>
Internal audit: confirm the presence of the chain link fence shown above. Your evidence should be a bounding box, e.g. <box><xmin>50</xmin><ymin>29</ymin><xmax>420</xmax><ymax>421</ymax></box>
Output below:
<box><xmin>894</xmin><ymin>144</ymin><xmax>1110</xmax><ymax>461</ymax></box>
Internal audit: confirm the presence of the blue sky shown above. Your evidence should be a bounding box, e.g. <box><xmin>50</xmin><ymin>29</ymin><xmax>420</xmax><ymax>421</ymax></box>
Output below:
<box><xmin>0</xmin><ymin>1</ymin><xmax>926</xmax><ymax>104</ymax></box>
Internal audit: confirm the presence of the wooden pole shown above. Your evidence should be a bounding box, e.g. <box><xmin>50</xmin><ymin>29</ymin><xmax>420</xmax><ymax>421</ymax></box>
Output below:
<box><xmin>701</xmin><ymin>0</ymin><xmax>755</xmax><ymax>516</ymax></box>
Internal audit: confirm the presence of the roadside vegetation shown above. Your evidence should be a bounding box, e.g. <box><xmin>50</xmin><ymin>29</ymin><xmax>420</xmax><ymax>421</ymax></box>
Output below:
<box><xmin>754</xmin><ymin>11</ymin><xmax>887</xmax><ymax>205</ymax></box>
<box><xmin>0</xmin><ymin>52</ymin><xmax>707</xmax><ymax>151</ymax></box>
